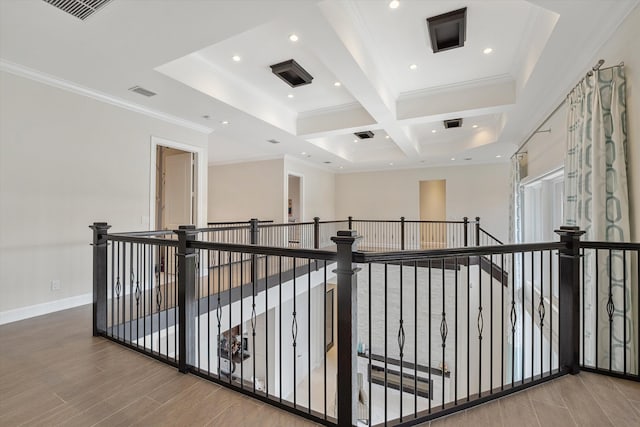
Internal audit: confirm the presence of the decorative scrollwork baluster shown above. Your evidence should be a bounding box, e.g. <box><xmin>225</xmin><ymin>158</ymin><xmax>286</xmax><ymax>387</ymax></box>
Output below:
<box><xmin>397</xmin><ymin>320</ymin><xmax>405</xmax><ymax>359</ymax></box>
<box><xmin>606</xmin><ymin>294</ymin><xmax>615</xmax><ymax>322</ymax></box>
<box><xmin>440</xmin><ymin>312</ymin><xmax>448</xmax><ymax>348</ymax></box>
<box><xmin>510</xmin><ymin>301</ymin><xmax>517</xmax><ymax>334</ymax></box>
<box><xmin>478</xmin><ymin>306</ymin><xmax>484</xmax><ymax>340</ymax></box>
<box><xmin>538</xmin><ymin>296</ymin><xmax>545</xmax><ymax>328</ymax></box>
<box><xmin>115</xmin><ymin>277</ymin><xmax>121</xmax><ymax>299</ymax></box>
<box><xmin>251</xmin><ymin>303</ymin><xmax>257</xmax><ymax>338</ymax></box>
<box><xmin>292</xmin><ymin>311</ymin><xmax>298</xmax><ymax>349</ymax></box>
<box><xmin>156</xmin><ymin>269</ymin><xmax>162</xmax><ymax>312</ymax></box>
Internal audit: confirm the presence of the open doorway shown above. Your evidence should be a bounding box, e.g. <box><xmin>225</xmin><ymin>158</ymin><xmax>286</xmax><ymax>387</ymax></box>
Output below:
<box><xmin>156</xmin><ymin>146</ymin><xmax>196</xmax><ymax>230</ymax></box>
<box><xmin>287</xmin><ymin>174</ymin><xmax>302</xmax><ymax>223</ymax></box>
<box><xmin>419</xmin><ymin>179</ymin><xmax>446</xmax><ymax>248</ymax></box>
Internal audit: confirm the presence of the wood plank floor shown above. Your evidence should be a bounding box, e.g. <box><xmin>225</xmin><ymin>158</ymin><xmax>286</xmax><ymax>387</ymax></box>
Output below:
<box><xmin>1</xmin><ymin>305</ymin><xmax>639</xmax><ymax>426</ymax></box>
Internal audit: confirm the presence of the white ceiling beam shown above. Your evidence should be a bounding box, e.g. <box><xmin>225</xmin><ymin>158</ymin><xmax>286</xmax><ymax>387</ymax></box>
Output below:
<box><xmin>299</xmin><ymin>1</ymin><xmax>419</xmax><ymax>158</ymax></box>
<box><xmin>296</xmin><ymin>103</ymin><xmax>376</xmax><ymax>138</ymax></box>
<box><xmin>396</xmin><ymin>77</ymin><xmax>516</xmax><ymax>122</ymax></box>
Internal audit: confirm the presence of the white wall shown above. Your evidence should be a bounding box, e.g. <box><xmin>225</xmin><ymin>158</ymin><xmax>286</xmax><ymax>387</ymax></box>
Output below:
<box><xmin>335</xmin><ymin>164</ymin><xmax>510</xmax><ymax>242</ymax></box>
<box><xmin>0</xmin><ymin>71</ymin><xmax>208</xmax><ymax>318</ymax></box>
<box><xmin>285</xmin><ymin>156</ymin><xmax>336</xmax><ymax>221</ymax></box>
<box><xmin>208</xmin><ymin>158</ymin><xmax>284</xmax><ymax>222</ymax></box>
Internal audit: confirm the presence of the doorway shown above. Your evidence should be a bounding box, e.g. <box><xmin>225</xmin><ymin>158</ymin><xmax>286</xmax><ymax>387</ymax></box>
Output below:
<box><xmin>156</xmin><ymin>146</ymin><xmax>195</xmax><ymax>230</ymax></box>
<box><xmin>419</xmin><ymin>179</ymin><xmax>446</xmax><ymax>248</ymax></box>
<box><xmin>287</xmin><ymin>174</ymin><xmax>302</xmax><ymax>223</ymax></box>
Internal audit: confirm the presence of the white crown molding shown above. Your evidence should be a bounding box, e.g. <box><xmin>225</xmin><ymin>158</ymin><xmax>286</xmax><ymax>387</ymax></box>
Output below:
<box><xmin>398</xmin><ymin>74</ymin><xmax>515</xmax><ymax>101</ymax></box>
<box><xmin>0</xmin><ymin>59</ymin><xmax>213</xmax><ymax>134</ymax></box>
<box><xmin>208</xmin><ymin>154</ymin><xmax>285</xmax><ymax>167</ymax></box>
<box><xmin>0</xmin><ymin>293</ymin><xmax>92</xmax><ymax>325</ymax></box>
<box><xmin>297</xmin><ymin>101</ymin><xmax>364</xmax><ymax>119</ymax></box>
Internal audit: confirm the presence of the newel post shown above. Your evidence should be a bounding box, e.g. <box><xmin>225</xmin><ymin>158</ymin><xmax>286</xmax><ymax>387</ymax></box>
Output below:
<box><xmin>176</xmin><ymin>225</ymin><xmax>198</xmax><ymax>373</ymax></box>
<box><xmin>463</xmin><ymin>217</ymin><xmax>469</xmax><ymax>247</ymax></box>
<box><xmin>475</xmin><ymin>216</ymin><xmax>481</xmax><ymax>246</ymax></box>
<box><xmin>313</xmin><ymin>217</ymin><xmax>320</xmax><ymax>249</ymax></box>
<box><xmin>400</xmin><ymin>216</ymin><xmax>405</xmax><ymax>250</ymax></box>
<box><xmin>91</xmin><ymin>222</ymin><xmax>111</xmax><ymax>337</ymax></box>
<box><xmin>556</xmin><ymin>226</ymin><xmax>585</xmax><ymax>375</ymax></box>
<box><xmin>331</xmin><ymin>230</ymin><xmax>361</xmax><ymax>427</ymax></box>
<box><xmin>249</xmin><ymin>218</ymin><xmax>259</xmax><ymax>245</ymax></box>
<box><xmin>348</xmin><ymin>216</ymin><xmax>353</xmax><ymax>229</ymax></box>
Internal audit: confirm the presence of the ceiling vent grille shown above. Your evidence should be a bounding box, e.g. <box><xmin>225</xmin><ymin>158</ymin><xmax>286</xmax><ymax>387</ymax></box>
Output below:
<box><xmin>43</xmin><ymin>0</ymin><xmax>113</xmax><ymax>21</ymax></box>
<box><xmin>267</xmin><ymin>139</ymin><xmax>281</xmax><ymax>144</ymax></box>
<box><xmin>128</xmin><ymin>86</ymin><xmax>157</xmax><ymax>97</ymax></box>
<box><xmin>270</xmin><ymin>59</ymin><xmax>314</xmax><ymax>88</ymax></box>
<box><xmin>426</xmin><ymin>7</ymin><xmax>467</xmax><ymax>53</ymax></box>
<box><xmin>444</xmin><ymin>118</ymin><xmax>463</xmax><ymax>129</ymax></box>
<box><xmin>354</xmin><ymin>131</ymin><xmax>375</xmax><ymax>139</ymax></box>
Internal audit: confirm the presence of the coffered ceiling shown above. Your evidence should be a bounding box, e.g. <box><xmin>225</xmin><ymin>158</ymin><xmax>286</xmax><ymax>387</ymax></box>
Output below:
<box><xmin>1</xmin><ymin>0</ymin><xmax>638</xmax><ymax>171</ymax></box>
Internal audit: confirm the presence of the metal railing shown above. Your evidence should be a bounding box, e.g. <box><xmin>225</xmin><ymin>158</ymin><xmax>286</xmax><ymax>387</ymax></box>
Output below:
<box><xmin>91</xmin><ymin>223</ymin><xmax>639</xmax><ymax>427</ymax></box>
<box><xmin>348</xmin><ymin>217</ymin><xmax>480</xmax><ymax>251</ymax></box>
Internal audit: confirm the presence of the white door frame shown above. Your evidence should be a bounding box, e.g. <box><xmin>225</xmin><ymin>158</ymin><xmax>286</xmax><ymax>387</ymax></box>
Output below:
<box><xmin>149</xmin><ymin>136</ymin><xmax>206</xmax><ymax>230</ymax></box>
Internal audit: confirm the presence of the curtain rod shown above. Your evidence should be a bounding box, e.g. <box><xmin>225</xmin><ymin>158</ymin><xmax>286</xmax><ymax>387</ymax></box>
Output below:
<box><xmin>511</xmin><ymin>59</ymin><xmax>624</xmax><ymax>159</ymax></box>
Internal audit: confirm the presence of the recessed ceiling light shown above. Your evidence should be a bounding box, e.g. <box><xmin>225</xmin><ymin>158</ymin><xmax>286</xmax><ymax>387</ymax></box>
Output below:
<box><xmin>289</xmin><ymin>34</ymin><xmax>299</xmax><ymax>42</ymax></box>
<box><xmin>232</xmin><ymin>55</ymin><xmax>241</xmax><ymax>62</ymax></box>
<box><xmin>432</xmin><ymin>129</ymin><xmax>437</xmax><ymax>133</ymax></box>
<box><xmin>301</xmin><ymin>152</ymin><xmax>307</xmax><ymax>155</ymax></box>
<box><xmin>409</xmin><ymin>64</ymin><xmax>418</xmax><ymax>70</ymax></box>
<box><xmin>334</xmin><ymin>81</ymin><xmax>342</xmax><ymax>87</ymax></box>
<box><xmin>451</xmin><ymin>157</ymin><xmax>456</xmax><ymax>161</ymax></box>
<box><xmin>483</xmin><ymin>47</ymin><xmax>493</xmax><ymax>54</ymax></box>
<box><xmin>353</xmin><ymin>139</ymin><xmax>358</xmax><ymax>143</ymax></box>
<box><xmin>472</xmin><ymin>124</ymin><xmax>478</xmax><ymax>128</ymax></box>
<box><xmin>389</xmin><ymin>162</ymin><xmax>394</xmax><ymax>166</ymax></box>
<box><xmin>385</xmin><ymin>135</ymin><xmax>390</xmax><ymax>139</ymax></box>
<box><xmin>221</xmin><ymin>120</ymin><xmax>229</xmax><ymax>125</ymax></box>
<box><xmin>339</xmin><ymin>166</ymin><xmax>344</xmax><ymax>169</ymax></box>
<box><xmin>496</xmin><ymin>155</ymin><xmax>502</xmax><ymax>158</ymax></box>
<box><xmin>389</xmin><ymin>0</ymin><xmax>400</xmax><ymax>9</ymax></box>
<box><xmin>287</xmin><ymin>94</ymin><xmax>294</xmax><ymax>98</ymax></box>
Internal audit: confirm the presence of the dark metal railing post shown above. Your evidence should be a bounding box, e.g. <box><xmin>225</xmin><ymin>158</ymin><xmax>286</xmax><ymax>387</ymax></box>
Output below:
<box><xmin>400</xmin><ymin>216</ymin><xmax>405</xmax><ymax>250</ymax></box>
<box><xmin>331</xmin><ymin>230</ymin><xmax>361</xmax><ymax>427</ymax></box>
<box><xmin>556</xmin><ymin>226</ymin><xmax>585</xmax><ymax>375</ymax></box>
<box><xmin>314</xmin><ymin>216</ymin><xmax>320</xmax><ymax>249</ymax></box>
<box><xmin>348</xmin><ymin>216</ymin><xmax>353</xmax><ymax>229</ymax></box>
<box><xmin>475</xmin><ymin>216</ymin><xmax>481</xmax><ymax>246</ymax></box>
<box><xmin>463</xmin><ymin>217</ymin><xmax>469</xmax><ymax>247</ymax></box>
<box><xmin>250</xmin><ymin>218</ymin><xmax>259</xmax><ymax>245</ymax></box>
<box><xmin>176</xmin><ymin>225</ymin><xmax>198</xmax><ymax>374</ymax></box>
<box><xmin>91</xmin><ymin>222</ymin><xmax>111</xmax><ymax>337</ymax></box>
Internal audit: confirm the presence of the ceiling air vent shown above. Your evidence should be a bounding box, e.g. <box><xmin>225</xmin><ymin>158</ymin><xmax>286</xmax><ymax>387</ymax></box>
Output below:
<box><xmin>128</xmin><ymin>86</ymin><xmax>157</xmax><ymax>97</ymax></box>
<box><xmin>270</xmin><ymin>59</ymin><xmax>313</xmax><ymax>88</ymax></box>
<box><xmin>354</xmin><ymin>131</ymin><xmax>374</xmax><ymax>139</ymax></box>
<box><xmin>42</xmin><ymin>0</ymin><xmax>113</xmax><ymax>21</ymax></box>
<box><xmin>444</xmin><ymin>118</ymin><xmax>463</xmax><ymax>129</ymax></box>
<box><xmin>267</xmin><ymin>139</ymin><xmax>281</xmax><ymax>144</ymax></box>
<box><xmin>426</xmin><ymin>7</ymin><xmax>467</xmax><ymax>53</ymax></box>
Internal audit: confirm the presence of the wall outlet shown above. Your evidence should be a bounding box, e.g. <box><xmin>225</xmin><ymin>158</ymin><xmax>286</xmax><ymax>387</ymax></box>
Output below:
<box><xmin>51</xmin><ymin>280</ymin><xmax>61</xmax><ymax>291</ymax></box>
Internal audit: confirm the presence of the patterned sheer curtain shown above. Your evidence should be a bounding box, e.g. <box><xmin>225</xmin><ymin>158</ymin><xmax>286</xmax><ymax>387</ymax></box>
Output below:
<box><xmin>563</xmin><ymin>66</ymin><xmax>635</xmax><ymax>373</ymax></box>
<box><xmin>509</xmin><ymin>155</ymin><xmax>523</xmax><ymax>244</ymax></box>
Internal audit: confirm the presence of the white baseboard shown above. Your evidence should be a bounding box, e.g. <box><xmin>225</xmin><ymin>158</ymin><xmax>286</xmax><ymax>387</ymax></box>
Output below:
<box><xmin>0</xmin><ymin>293</ymin><xmax>92</xmax><ymax>325</ymax></box>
